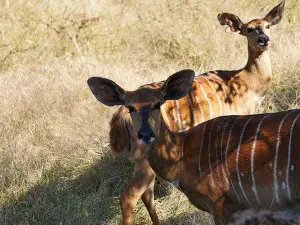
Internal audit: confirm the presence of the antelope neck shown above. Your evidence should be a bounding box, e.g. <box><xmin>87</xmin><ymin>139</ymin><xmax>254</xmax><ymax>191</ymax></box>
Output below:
<box><xmin>244</xmin><ymin>44</ymin><xmax>272</xmax><ymax>79</ymax></box>
<box><xmin>146</xmin><ymin>116</ymin><xmax>184</xmax><ymax>182</ymax></box>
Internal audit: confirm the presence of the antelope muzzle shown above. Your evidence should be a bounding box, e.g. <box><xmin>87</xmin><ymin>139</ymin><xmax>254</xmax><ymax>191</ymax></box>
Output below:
<box><xmin>137</xmin><ymin>110</ymin><xmax>156</xmax><ymax>144</ymax></box>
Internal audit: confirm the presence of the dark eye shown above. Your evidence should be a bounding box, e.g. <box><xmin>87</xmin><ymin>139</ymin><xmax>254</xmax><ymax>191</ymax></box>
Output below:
<box><xmin>153</xmin><ymin>102</ymin><xmax>162</xmax><ymax>110</ymax></box>
<box><xmin>266</xmin><ymin>25</ymin><xmax>270</xmax><ymax>29</ymax></box>
<box><xmin>126</xmin><ymin>106</ymin><xmax>135</xmax><ymax>113</ymax></box>
<box><xmin>247</xmin><ymin>27</ymin><xmax>254</xmax><ymax>33</ymax></box>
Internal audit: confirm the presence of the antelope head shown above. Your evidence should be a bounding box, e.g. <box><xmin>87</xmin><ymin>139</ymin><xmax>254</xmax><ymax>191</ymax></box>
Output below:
<box><xmin>218</xmin><ymin>0</ymin><xmax>285</xmax><ymax>52</ymax></box>
<box><xmin>87</xmin><ymin>69</ymin><xmax>195</xmax><ymax>144</ymax></box>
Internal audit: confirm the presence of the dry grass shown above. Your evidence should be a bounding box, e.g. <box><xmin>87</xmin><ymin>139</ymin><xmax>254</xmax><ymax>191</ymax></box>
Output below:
<box><xmin>0</xmin><ymin>0</ymin><xmax>300</xmax><ymax>224</ymax></box>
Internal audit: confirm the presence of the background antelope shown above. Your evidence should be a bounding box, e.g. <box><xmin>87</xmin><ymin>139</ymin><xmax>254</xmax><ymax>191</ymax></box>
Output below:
<box><xmin>105</xmin><ymin>1</ymin><xmax>286</xmax><ymax>224</ymax></box>
<box><xmin>88</xmin><ymin>69</ymin><xmax>300</xmax><ymax>225</ymax></box>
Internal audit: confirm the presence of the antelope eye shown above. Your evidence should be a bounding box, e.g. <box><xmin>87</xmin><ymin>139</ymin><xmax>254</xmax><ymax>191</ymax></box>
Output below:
<box><xmin>153</xmin><ymin>102</ymin><xmax>162</xmax><ymax>110</ymax></box>
<box><xmin>126</xmin><ymin>106</ymin><xmax>135</xmax><ymax>113</ymax></box>
<box><xmin>247</xmin><ymin>27</ymin><xmax>254</xmax><ymax>33</ymax></box>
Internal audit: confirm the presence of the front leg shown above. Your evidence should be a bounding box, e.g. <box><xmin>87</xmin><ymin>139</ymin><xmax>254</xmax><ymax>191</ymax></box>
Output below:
<box><xmin>141</xmin><ymin>175</ymin><xmax>160</xmax><ymax>225</ymax></box>
<box><xmin>120</xmin><ymin>159</ymin><xmax>158</xmax><ymax>225</ymax></box>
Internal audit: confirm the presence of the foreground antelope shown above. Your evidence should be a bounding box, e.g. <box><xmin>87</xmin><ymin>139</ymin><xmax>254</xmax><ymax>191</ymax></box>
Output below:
<box><xmin>90</xmin><ymin>1</ymin><xmax>286</xmax><ymax>224</ymax></box>
<box><xmin>88</xmin><ymin>69</ymin><xmax>300</xmax><ymax>225</ymax></box>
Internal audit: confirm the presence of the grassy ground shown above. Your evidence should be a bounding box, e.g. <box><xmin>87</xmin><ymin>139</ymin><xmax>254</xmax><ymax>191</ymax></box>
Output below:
<box><xmin>0</xmin><ymin>0</ymin><xmax>300</xmax><ymax>224</ymax></box>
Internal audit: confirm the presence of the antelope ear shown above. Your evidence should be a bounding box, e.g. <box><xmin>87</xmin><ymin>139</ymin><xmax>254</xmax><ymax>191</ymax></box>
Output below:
<box><xmin>87</xmin><ymin>77</ymin><xmax>126</xmax><ymax>106</ymax></box>
<box><xmin>162</xmin><ymin>69</ymin><xmax>195</xmax><ymax>101</ymax></box>
<box><xmin>264</xmin><ymin>0</ymin><xmax>285</xmax><ymax>26</ymax></box>
<box><xmin>218</xmin><ymin>13</ymin><xmax>244</xmax><ymax>35</ymax></box>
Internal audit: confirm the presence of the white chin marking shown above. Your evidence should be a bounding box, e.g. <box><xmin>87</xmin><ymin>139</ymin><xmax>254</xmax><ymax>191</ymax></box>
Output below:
<box><xmin>149</xmin><ymin>137</ymin><xmax>155</xmax><ymax>144</ymax></box>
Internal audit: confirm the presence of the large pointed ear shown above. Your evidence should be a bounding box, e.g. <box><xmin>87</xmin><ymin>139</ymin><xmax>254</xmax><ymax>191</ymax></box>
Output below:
<box><xmin>264</xmin><ymin>0</ymin><xmax>285</xmax><ymax>26</ymax></box>
<box><xmin>87</xmin><ymin>77</ymin><xmax>126</xmax><ymax>106</ymax></box>
<box><xmin>162</xmin><ymin>69</ymin><xmax>195</xmax><ymax>101</ymax></box>
<box><xmin>218</xmin><ymin>13</ymin><xmax>244</xmax><ymax>34</ymax></box>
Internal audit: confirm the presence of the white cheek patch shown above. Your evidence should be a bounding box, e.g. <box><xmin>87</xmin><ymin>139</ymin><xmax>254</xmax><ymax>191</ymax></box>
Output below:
<box><xmin>149</xmin><ymin>137</ymin><xmax>155</xmax><ymax>144</ymax></box>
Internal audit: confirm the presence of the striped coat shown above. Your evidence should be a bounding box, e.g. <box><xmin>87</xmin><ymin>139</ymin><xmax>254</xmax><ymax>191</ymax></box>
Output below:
<box><xmin>147</xmin><ymin>109</ymin><xmax>300</xmax><ymax>224</ymax></box>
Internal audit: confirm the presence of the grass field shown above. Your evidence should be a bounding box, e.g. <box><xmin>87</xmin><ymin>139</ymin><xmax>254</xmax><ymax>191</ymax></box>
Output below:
<box><xmin>0</xmin><ymin>0</ymin><xmax>300</xmax><ymax>224</ymax></box>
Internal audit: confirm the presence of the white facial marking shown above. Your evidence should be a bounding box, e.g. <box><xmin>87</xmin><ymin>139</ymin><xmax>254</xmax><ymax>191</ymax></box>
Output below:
<box><xmin>236</xmin><ymin>116</ymin><xmax>254</xmax><ymax>206</ymax></box>
<box><xmin>274</xmin><ymin>110</ymin><xmax>296</xmax><ymax>203</ymax></box>
<box><xmin>286</xmin><ymin>113</ymin><xmax>300</xmax><ymax>201</ymax></box>
<box><xmin>251</xmin><ymin>114</ymin><xmax>269</xmax><ymax>205</ymax></box>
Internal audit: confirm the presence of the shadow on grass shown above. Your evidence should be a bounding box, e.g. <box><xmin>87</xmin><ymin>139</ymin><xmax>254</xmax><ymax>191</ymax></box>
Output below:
<box><xmin>0</xmin><ymin>150</ymin><xmax>134</xmax><ymax>225</ymax></box>
<box><xmin>0</xmin><ymin>148</ymin><xmax>174</xmax><ymax>225</ymax></box>
<box><xmin>161</xmin><ymin>211</ymin><xmax>214</xmax><ymax>225</ymax></box>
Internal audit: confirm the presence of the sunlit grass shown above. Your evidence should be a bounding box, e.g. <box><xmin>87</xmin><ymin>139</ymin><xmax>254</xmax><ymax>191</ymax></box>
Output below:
<box><xmin>0</xmin><ymin>0</ymin><xmax>299</xmax><ymax>224</ymax></box>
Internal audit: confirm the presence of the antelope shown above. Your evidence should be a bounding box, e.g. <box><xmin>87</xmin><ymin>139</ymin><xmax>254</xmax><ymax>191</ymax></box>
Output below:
<box><xmin>88</xmin><ymin>69</ymin><xmax>300</xmax><ymax>225</ymax></box>
<box><xmin>90</xmin><ymin>1</ymin><xmax>286</xmax><ymax>224</ymax></box>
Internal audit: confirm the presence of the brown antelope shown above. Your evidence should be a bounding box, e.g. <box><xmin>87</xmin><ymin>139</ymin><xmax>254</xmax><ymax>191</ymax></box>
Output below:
<box><xmin>88</xmin><ymin>69</ymin><xmax>300</xmax><ymax>225</ymax></box>
<box><xmin>89</xmin><ymin>1</ymin><xmax>286</xmax><ymax>224</ymax></box>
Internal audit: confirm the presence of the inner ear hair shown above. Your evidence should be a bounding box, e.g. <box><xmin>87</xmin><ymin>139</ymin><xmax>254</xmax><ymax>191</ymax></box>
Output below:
<box><xmin>218</xmin><ymin>13</ymin><xmax>244</xmax><ymax>34</ymax></box>
<box><xmin>264</xmin><ymin>0</ymin><xmax>285</xmax><ymax>26</ymax></box>
<box><xmin>87</xmin><ymin>77</ymin><xmax>126</xmax><ymax>106</ymax></box>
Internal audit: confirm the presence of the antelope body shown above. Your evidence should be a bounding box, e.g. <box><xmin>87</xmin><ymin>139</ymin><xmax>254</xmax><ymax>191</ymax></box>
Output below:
<box><xmin>88</xmin><ymin>1</ymin><xmax>286</xmax><ymax>224</ymax></box>
<box><xmin>88</xmin><ymin>68</ymin><xmax>300</xmax><ymax>224</ymax></box>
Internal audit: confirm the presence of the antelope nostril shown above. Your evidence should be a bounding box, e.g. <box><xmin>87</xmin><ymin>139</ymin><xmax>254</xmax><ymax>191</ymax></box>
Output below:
<box><xmin>138</xmin><ymin>131</ymin><xmax>156</xmax><ymax>144</ymax></box>
<box><xmin>258</xmin><ymin>37</ymin><xmax>270</xmax><ymax>46</ymax></box>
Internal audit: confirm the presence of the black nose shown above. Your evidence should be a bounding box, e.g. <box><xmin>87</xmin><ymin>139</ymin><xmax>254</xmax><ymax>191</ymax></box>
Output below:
<box><xmin>138</xmin><ymin>131</ymin><xmax>156</xmax><ymax>144</ymax></box>
<box><xmin>258</xmin><ymin>36</ymin><xmax>270</xmax><ymax>46</ymax></box>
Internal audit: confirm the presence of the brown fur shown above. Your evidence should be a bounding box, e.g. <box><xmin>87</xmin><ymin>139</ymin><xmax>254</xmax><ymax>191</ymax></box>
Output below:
<box><xmin>109</xmin><ymin>106</ymin><xmax>132</xmax><ymax>154</ymax></box>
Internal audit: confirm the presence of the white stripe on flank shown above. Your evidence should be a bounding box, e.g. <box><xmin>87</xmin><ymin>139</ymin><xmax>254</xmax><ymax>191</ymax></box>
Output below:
<box><xmin>199</xmin><ymin>123</ymin><xmax>208</xmax><ymax>176</ymax></box>
<box><xmin>208</xmin><ymin>118</ymin><xmax>218</xmax><ymax>186</ymax></box>
<box><xmin>160</xmin><ymin>105</ymin><xmax>171</xmax><ymax>130</ymax></box>
<box><xmin>286</xmin><ymin>113</ymin><xmax>300</xmax><ymax>201</ymax></box>
<box><xmin>236</xmin><ymin>116</ymin><xmax>255</xmax><ymax>206</ymax></box>
<box><xmin>215</xmin><ymin>122</ymin><xmax>222</xmax><ymax>179</ymax></box>
<box><xmin>274</xmin><ymin>110</ymin><xmax>296</xmax><ymax>203</ymax></box>
<box><xmin>220</xmin><ymin>118</ymin><xmax>233</xmax><ymax>177</ymax></box>
<box><xmin>175</xmin><ymin>100</ymin><xmax>183</xmax><ymax>131</ymax></box>
<box><xmin>187</xmin><ymin>93</ymin><xmax>197</xmax><ymax>126</ymax></box>
<box><xmin>193</xmin><ymin>91</ymin><xmax>205</xmax><ymax>122</ymax></box>
<box><xmin>251</xmin><ymin>114</ymin><xmax>270</xmax><ymax>205</ymax></box>
<box><xmin>171</xmin><ymin>101</ymin><xmax>177</xmax><ymax>131</ymax></box>
<box><xmin>203</xmin><ymin>77</ymin><xmax>223</xmax><ymax>116</ymax></box>
<box><xmin>194</xmin><ymin>79</ymin><xmax>213</xmax><ymax>119</ymax></box>
<box><xmin>225</xmin><ymin>117</ymin><xmax>240</xmax><ymax>201</ymax></box>
<box><xmin>219</xmin><ymin>88</ymin><xmax>228</xmax><ymax>116</ymax></box>
<box><xmin>233</xmin><ymin>83</ymin><xmax>247</xmax><ymax>113</ymax></box>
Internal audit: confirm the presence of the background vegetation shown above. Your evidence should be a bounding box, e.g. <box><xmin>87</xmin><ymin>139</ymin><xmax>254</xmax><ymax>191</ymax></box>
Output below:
<box><xmin>0</xmin><ymin>0</ymin><xmax>299</xmax><ymax>224</ymax></box>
